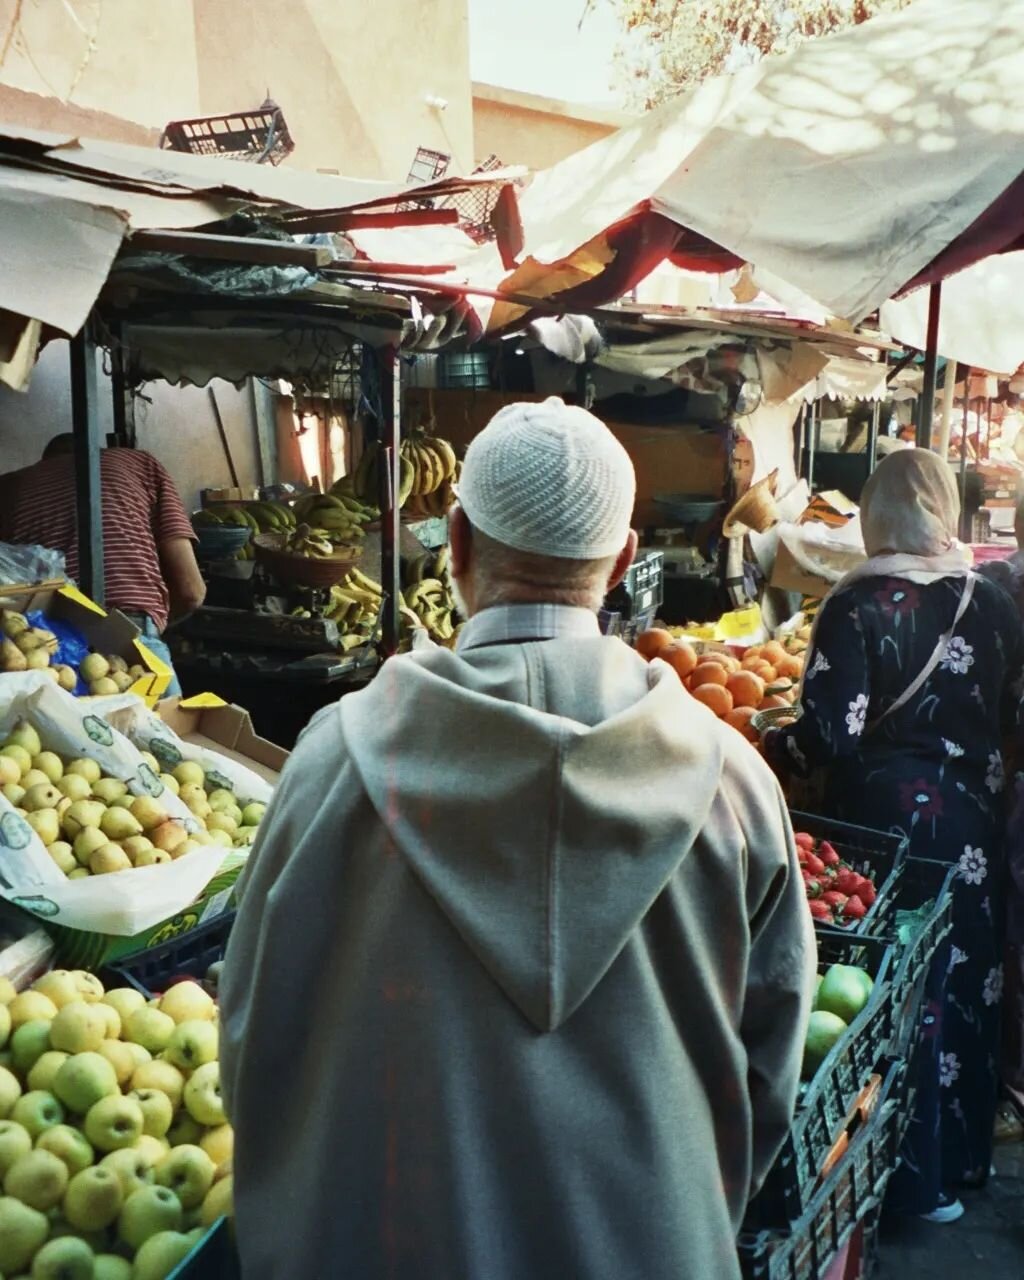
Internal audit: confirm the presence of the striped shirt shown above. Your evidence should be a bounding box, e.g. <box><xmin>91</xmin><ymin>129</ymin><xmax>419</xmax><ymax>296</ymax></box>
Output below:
<box><xmin>0</xmin><ymin>449</ymin><xmax>195</xmax><ymax>632</ymax></box>
<box><xmin>456</xmin><ymin>603</ymin><xmax>600</xmax><ymax>652</ymax></box>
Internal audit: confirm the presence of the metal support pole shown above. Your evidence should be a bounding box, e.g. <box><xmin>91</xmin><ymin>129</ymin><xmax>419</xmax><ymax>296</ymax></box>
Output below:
<box><xmin>70</xmin><ymin>325</ymin><xmax>104</xmax><ymax>604</ymax></box>
<box><xmin>108</xmin><ymin>320</ymin><xmax>135</xmax><ymax>449</ymax></box>
<box><xmin>806</xmin><ymin>401</ymin><xmax>819</xmax><ymax>491</ymax></box>
<box><xmin>917</xmin><ymin>282</ymin><xmax>942</xmax><ymax>448</ymax></box>
<box><xmin>937</xmin><ymin>360</ymin><xmax>957</xmax><ymax>460</ymax></box>
<box><xmin>379</xmin><ymin>345</ymin><xmax>402</xmax><ymax>656</ymax></box>
<box><xmin>867</xmin><ymin>397</ymin><xmax>881</xmax><ymax>476</ymax></box>
<box><xmin>958</xmin><ymin>392</ymin><xmax>970</xmax><ymax>541</ymax></box>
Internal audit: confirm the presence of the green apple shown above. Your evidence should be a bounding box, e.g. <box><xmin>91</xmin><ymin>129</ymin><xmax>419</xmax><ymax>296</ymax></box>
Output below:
<box><xmin>64</xmin><ymin>758</ymin><xmax>101</xmax><ymax>785</ymax></box>
<box><xmin>0</xmin><ymin>1063</ymin><xmax>21</xmax><ymax>1117</ymax></box>
<box><xmin>71</xmin><ymin>827</ymin><xmax>107</xmax><ymax>867</ymax></box>
<box><xmin>130</xmin><ymin>1060</ymin><xmax>184</xmax><ymax>1112</ymax></box>
<box><xmin>164</xmin><ymin>1021</ymin><xmax>217</xmax><ymax>1074</ymax></box>
<box><xmin>54</xmin><ymin>1052</ymin><xmax>118</xmax><ymax>1114</ymax></box>
<box><xmin>198</xmin><ymin>1124</ymin><xmax>232</xmax><ymax>1170</ymax></box>
<box><xmin>67</xmin><ymin>972</ymin><xmax>103</xmax><ymax>1006</ymax></box>
<box><xmin>0</xmin><ymin>1192</ymin><xmax>49</xmax><ymax>1273</ymax></box>
<box><xmin>94</xmin><ymin>1043</ymin><xmax>131</xmax><ymax>1091</ymax></box>
<box><xmin>99</xmin><ymin>808</ymin><xmax>142</xmax><ymax>842</ymax></box>
<box><xmin>8</xmin><ymin>992</ymin><xmax>58</xmax><ymax>1029</ymax></box>
<box><xmin>0</xmin><ymin>1001</ymin><xmax>8</xmax><ymax>1048</ymax></box>
<box><xmin>133</xmin><ymin>1228</ymin><xmax>203</xmax><ymax>1280</ymax></box>
<box><xmin>0</xmin><ymin>1120</ymin><xmax>32</xmax><ymax>1176</ymax></box>
<box><xmin>158</xmin><ymin>982</ymin><xmax>215</xmax><ymax>1026</ymax></box>
<box><xmin>26</xmin><ymin>1051</ymin><xmax>68</xmax><ymax>1095</ymax></box>
<box><xmin>57</xmin><ymin>774</ymin><xmax>93</xmax><ymax>802</ymax></box>
<box><xmin>117</xmin><ymin>1184</ymin><xmax>183</xmax><ymax>1250</ymax></box>
<box><xmin>124</xmin><ymin>1009</ymin><xmax>175</xmax><ymax>1056</ymax></box>
<box><xmin>129</xmin><ymin>1089</ymin><xmax>173</xmax><ymax>1140</ymax></box>
<box><xmin>165</xmin><ymin>1112</ymin><xmax>202</xmax><ymax>1149</ymax></box>
<box><xmin>63</xmin><ymin>1164</ymin><xmax>124</xmax><ymax>1231</ymax></box>
<box><xmin>11</xmin><ymin>1022</ymin><xmax>52</xmax><ymax>1076</ymax></box>
<box><xmin>35</xmin><ymin>1124</ymin><xmax>93</xmax><ymax>1176</ymax></box>
<box><xmin>0</xmin><ymin>976</ymin><xmax>16</xmax><ymax>1005</ymax></box>
<box><xmin>10</xmin><ymin>1091</ymin><xmax>63</xmax><ymax>1139</ymax></box>
<box><xmin>96</xmin><ymin>1004</ymin><xmax>120</xmax><ymax>1040</ymax></box>
<box><xmin>154</xmin><ymin>1144</ymin><xmax>213</xmax><ymax>1210</ymax></box>
<box><xmin>200</xmin><ymin>1172</ymin><xmax>233</xmax><ymax>1227</ymax></box>
<box><xmin>28</xmin><ymin>1234</ymin><xmax>95</xmax><ymax>1280</ymax></box>
<box><xmin>134</xmin><ymin>1134</ymin><xmax>169</xmax><ymax>1167</ymax></box>
<box><xmin>182</xmin><ymin>1063</ymin><xmax>224</xmax><ymax>1127</ymax></box>
<box><xmin>100</xmin><ymin>1147</ymin><xmax>154</xmax><ymax>1198</ymax></box>
<box><xmin>123</xmin><ymin>1042</ymin><xmax>152</xmax><ymax>1072</ymax></box>
<box><xmin>91</xmin><ymin>778</ymin><xmax>127</xmax><ymax>805</ymax></box>
<box><xmin>172</xmin><ymin>762</ymin><xmax>204</xmax><ymax>789</ymax></box>
<box><xmin>93</xmin><ymin>1254</ymin><xmax>133</xmax><ymax>1280</ymax></box>
<box><xmin>2</xmin><ymin>1147</ymin><xmax>67</xmax><ymax>1210</ymax></box>
<box><xmin>83</xmin><ymin>1095</ymin><xmax>144</xmax><ymax>1153</ymax></box>
<box><xmin>49</xmin><ymin>1002</ymin><xmax>106</xmax><ymax>1056</ymax></box>
<box><xmin>240</xmin><ymin>801</ymin><xmax>266</xmax><ymax>826</ymax></box>
<box><xmin>101</xmin><ymin>988</ymin><xmax>146</xmax><ymax>1024</ymax></box>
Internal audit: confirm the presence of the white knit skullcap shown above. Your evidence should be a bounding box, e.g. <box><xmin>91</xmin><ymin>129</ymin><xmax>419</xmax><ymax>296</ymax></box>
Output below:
<box><xmin>458</xmin><ymin>397</ymin><xmax>635</xmax><ymax>560</ymax></box>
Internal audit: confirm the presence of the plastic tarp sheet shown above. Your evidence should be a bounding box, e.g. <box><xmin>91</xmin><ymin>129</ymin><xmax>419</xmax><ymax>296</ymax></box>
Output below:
<box><xmin>501</xmin><ymin>0</ymin><xmax>1024</xmax><ymax>325</ymax></box>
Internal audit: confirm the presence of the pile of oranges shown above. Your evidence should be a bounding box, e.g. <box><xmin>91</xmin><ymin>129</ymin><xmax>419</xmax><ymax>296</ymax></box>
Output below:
<box><xmin>634</xmin><ymin>631</ymin><xmax>802</xmax><ymax>743</ymax></box>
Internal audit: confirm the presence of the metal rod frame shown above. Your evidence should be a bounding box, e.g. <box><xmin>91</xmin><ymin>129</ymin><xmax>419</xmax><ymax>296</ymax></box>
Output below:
<box><xmin>70</xmin><ymin>325</ymin><xmax>104</xmax><ymax>604</ymax></box>
<box><xmin>378</xmin><ymin>345</ymin><xmax>403</xmax><ymax>656</ymax></box>
<box><xmin>917</xmin><ymin>282</ymin><xmax>942</xmax><ymax>448</ymax></box>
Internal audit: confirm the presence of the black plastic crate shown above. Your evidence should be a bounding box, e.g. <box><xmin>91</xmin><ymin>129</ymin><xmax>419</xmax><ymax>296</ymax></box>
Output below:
<box><xmin>790</xmin><ymin>810</ymin><xmax>907</xmax><ymax>937</ymax></box>
<box><xmin>104</xmin><ymin>911</ymin><xmax>236</xmax><ymax>998</ymax></box>
<box><xmin>739</xmin><ymin>1058</ymin><xmax>905</xmax><ymax>1280</ymax></box>
<box><xmin>885</xmin><ymin>858</ymin><xmax>956</xmax><ymax>1058</ymax></box>
<box><xmin>746</xmin><ymin>933</ymin><xmax>894</xmax><ymax>1228</ymax></box>
<box><xmin>598</xmin><ymin>604</ymin><xmax>658</xmax><ymax>643</ymax></box>
<box><xmin>169</xmin><ymin>1218</ymin><xmax>240</xmax><ymax>1279</ymax></box>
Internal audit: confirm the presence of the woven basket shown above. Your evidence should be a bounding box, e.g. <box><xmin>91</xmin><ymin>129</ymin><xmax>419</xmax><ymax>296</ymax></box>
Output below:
<box><xmin>253</xmin><ymin>534</ymin><xmax>361</xmax><ymax>588</ymax></box>
<box><xmin>723</xmin><ymin>469</ymin><xmax>780</xmax><ymax>538</ymax></box>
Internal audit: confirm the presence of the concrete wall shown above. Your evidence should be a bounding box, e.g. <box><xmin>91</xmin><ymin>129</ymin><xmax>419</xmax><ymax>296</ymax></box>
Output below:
<box><xmin>0</xmin><ymin>341</ymin><xmax>259</xmax><ymax>513</ymax></box>
<box><xmin>472</xmin><ymin>82</ymin><xmax>630</xmax><ymax>170</ymax></box>
<box><xmin>194</xmin><ymin>0</ymin><xmax>474</xmax><ymax>179</ymax></box>
<box><xmin>0</xmin><ymin>0</ymin><xmax>200</xmax><ymax>128</ymax></box>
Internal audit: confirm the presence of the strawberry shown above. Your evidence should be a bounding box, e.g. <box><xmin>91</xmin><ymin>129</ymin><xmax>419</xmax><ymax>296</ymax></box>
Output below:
<box><xmin>819</xmin><ymin>842</ymin><xmax>840</xmax><ymax>867</ymax></box>
<box><xmin>859</xmin><ymin>880</ymin><xmax>877</xmax><ymax>907</ymax></box>
<box><xmin>804</xmin><ymin>877</ymin><xmax>823</xmax><ymax>898</ymax></box>
<box><xmin>808</xmin><ymin>899</ymin><xmax>832</xmax><ymax>921</ymax></box>
<box><xmin>822</xmin><ymin>890</ymin><xmax>848</xmax><ymax>909</ymax></box>
<box><xmin>841</xmin><ymin>894</ymin><xmax>867</xmax><ymax>920</ymax></box>
<box><xmin>835</xmin><ymin>869</ymin><xmax>861</xmax><ymax>896</ymax></box>
<box><xmin>794</xmin><ymin>832</ymin><xmax>815</xmax><ymax>851</ymax></box>
<box><xmin>804</xmin><ymin>853</ymin><xmax>826</xmax><ymax>876</ymax></box>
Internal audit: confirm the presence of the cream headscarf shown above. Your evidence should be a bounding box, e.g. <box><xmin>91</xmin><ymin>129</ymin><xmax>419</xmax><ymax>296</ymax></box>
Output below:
<box><xmin>836</xmin><ymin>447</ymin><xmax>972</xmax><ymax>591</ymax></box>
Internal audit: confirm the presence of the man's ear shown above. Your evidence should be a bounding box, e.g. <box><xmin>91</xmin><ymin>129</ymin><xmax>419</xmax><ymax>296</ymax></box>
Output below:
<box><xmin>449</xmin><ymin>504</ymin><xmax>472</xmax><ymax>579</ymax></box>
<box><xmin>606</xmin><ymin>530</ymin><xmax>639</xmax><ymax>592</ymax></box>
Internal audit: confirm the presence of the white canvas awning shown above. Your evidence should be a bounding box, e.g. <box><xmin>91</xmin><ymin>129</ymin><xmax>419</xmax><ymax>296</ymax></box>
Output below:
<box><xmin>499</xmin><ymin>0</ymin><xmax>1024</xmax><ymax>325</ymax></box>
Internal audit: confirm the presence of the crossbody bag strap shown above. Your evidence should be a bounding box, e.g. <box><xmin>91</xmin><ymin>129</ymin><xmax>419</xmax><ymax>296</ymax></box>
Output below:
<box><xmin>865</xmin><ymin>572</ymin><xmax>976</xmax><ymax>734</ymax></box>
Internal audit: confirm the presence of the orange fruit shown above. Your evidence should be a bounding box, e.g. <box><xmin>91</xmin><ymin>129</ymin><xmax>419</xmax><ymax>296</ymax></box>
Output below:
<box><xmin>724</xmin><ymin>705</ymin><xmax>760</xmax><ymax>742</ymax></box>
<box><xmin>692</xmin><ymin>683</ymin><xmax>733</xmax><ymax>716</ymax></box>
<box><xmin>741</xmin><ymin>654</ymin><xmax>765</xmax><ymax>671</ymax></box>
<box><xmin>759</xmin><ymin>694</ymin><xmax>790</xmax><ymax>710</ymax></box>
<box><xmin>636</xmin><ymin>628</ymin><xmax>676</xmax><ymax>660</ymax></box>
<box><xmin>762</xmin><ymin>641</ymin><xmax>788</xmax><ymax>666</ymax></box>
<box><xmin>753</xmin><ymin>661</ymin><xmax>778</xmax><ymax>683</ymax></box>
<box><xmin>691</xmin><ymin>661</ymin><xmax>728</xmax><ymax>688</ymax></box>
<box><xmin>727</xmin><ymin>670</ymin><xmax>765</xmax><ymax>709</ymax></box>
<box><xmin>777</xmin><ymin>655</ymin><xmax>803</xmax><ymax>681</ymax></box>
<box><xmin>664</xmin><ymin>642</ymin><xmax>698</xmax><ymax>680</ymax></box>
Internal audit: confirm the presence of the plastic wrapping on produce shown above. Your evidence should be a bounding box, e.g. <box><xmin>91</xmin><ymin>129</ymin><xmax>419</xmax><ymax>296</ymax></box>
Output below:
<box><xmin>0</xmin><ymin>673</ymin><xmax>230</xmax><ymax>935</ymax></box>
<box><xmin>0</xmin><ymin>542</ymin><xmax>66</xmax><ymax>588</ymax></box>
<box><xmin>24</xmin><ymin>609</ymin><xmax>90</xmax><ymax>693</ymax></box>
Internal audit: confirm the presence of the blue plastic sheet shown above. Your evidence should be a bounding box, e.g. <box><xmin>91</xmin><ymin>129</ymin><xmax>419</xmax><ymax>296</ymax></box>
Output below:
<box><xmin>25</xmin><ymin>610</ymin><xmax>89</xmax><ymax>695</ymax></box>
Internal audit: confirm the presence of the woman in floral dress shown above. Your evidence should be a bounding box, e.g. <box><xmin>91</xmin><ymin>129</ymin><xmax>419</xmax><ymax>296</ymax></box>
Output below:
<box><xmin>765</xmin><ymin>449</ymin><xmax>1024</xmax><ymax>1219</ymax></box>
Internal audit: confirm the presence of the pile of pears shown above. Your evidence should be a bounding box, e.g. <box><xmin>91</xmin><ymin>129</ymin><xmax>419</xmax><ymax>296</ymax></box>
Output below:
<box><xmin>0</xmin><ymin>609</ymin><xmax>146</xmax><ymax>696</ymax></box>
<box><xmin>0</xmin><ymin>721</ymin><xmax>266</xmax><ymax>880</ymax></box>
<box><xmin>0</xmin><ymin>967</ymin><xmax>233</xmax><ymax>1279</ymax></box>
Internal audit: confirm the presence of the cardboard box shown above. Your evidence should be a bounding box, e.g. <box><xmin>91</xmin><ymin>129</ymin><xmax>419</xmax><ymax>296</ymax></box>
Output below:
<box><xmin>46</xmin><ymin>694</ymin><xmax>288</xmax><ymax>968</ymax></box>
<box><xmin>771</xmin><ymin>537</ymin><xmax>864</xmax><ymax>599</ymax></box>
<box><xmin>201</xmin><ymin>486</ymin><xmax>260</xmax><ymax>505</ymax></box>
<box><xmin>0</xmin><ymin>582</ymin><xmax>170</xmax><ymax>705</ymax></box>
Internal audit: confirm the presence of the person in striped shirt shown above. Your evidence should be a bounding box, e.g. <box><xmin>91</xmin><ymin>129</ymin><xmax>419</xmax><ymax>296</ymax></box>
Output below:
<box><xmin>0</xmin><ymin>435</ymin><xmax>205</xmax><ymax>695</ymax></box>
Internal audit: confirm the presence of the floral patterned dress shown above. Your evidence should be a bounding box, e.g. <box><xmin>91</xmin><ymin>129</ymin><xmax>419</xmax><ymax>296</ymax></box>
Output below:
<box><xmin>765</xmin><ymin>572</ymin><xmax>1024</xmax><ymax>1200</ymax></box>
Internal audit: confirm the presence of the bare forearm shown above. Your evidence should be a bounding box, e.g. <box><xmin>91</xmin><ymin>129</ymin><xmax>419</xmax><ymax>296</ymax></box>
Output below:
<box><xmin>160</xmin><ymin>537</ymin><xmax>206</xmax><ymax>622</ymax></box>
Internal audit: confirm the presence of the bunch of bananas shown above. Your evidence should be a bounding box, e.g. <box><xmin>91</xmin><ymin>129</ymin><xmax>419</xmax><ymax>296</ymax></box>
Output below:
<box><xmin>193</xmin><ymin>502</ymin><xmax>296</xmax><ymax>560</ymax></box>
<box><xmin>399</xmin><ymin>546</ymin><xmax>459</xmax><ymax>645</ymax></box>
<box><xmin>282</xmin><ymin>524</ymin><xmax>339</xmax><ymax>558</ymax></box>
<box><xmin>350</xmin><ymin>435</ymin><xmax>460</xmax><ymax>518</ymax></box>
<box><xmin>290</xmin><ymin>484</ymin><xmax>376</xmax><ymax>549</ymax></box>
<box><xmin>324</xmin><ymin>567</ymin><xmax>383</xmax><ymax>650</ymax></box>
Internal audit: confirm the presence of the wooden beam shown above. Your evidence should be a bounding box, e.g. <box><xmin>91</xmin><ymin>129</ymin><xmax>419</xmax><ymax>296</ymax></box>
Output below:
<box><xmin>129</xmin><ymin>230</ymin><xmax>333</xmax><ymax>268</ymax></box>
<box><xmin>282</xmin><ymin>207</ymin><xmax>460</xmax><ymax>234</ymax></box>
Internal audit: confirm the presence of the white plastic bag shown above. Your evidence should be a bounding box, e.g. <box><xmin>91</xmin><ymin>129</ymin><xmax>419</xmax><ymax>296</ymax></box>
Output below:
<box><xmin>0</xmin><ymin>674</ymin><xmax>230</xmax><ymax>936</ymax></box>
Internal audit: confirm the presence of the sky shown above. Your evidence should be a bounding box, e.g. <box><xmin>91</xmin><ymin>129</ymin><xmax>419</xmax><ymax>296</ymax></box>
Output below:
<box><xmin>468</xmin><ymin>0</ymin><xmax>623</xmax><ymax>107</ymax></box>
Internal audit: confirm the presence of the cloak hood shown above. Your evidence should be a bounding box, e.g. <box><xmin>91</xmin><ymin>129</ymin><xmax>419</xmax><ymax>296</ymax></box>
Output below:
<box><xmin>340</xmin><ymin>637</ymin><xmax>724</xmax><ymax>1032</ymax></box>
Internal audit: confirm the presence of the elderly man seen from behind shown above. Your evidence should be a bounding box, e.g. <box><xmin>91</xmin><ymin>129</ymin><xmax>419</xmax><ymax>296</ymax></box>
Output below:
<box><xmin>220</xmin><ymin>396</ymin><xmax>816</xmax><ymax>1280</ymax></box>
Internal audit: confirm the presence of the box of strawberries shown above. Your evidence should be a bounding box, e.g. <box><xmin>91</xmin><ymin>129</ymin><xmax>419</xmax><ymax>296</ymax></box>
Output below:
<box><xmin>790</xmin><ymin>811</ymin><xmax>907</xmax><ymax>935</ymax></box>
